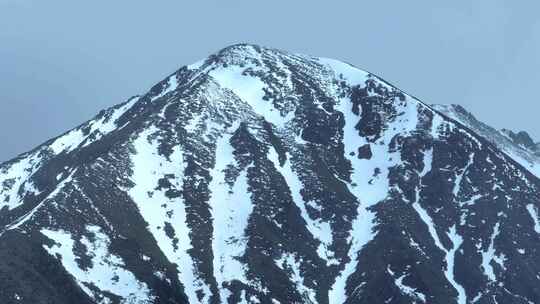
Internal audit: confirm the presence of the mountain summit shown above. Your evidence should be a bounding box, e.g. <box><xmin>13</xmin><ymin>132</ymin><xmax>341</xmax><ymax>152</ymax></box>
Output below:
<box><xmin>2</xmin><ymin>44</ymin><xmax>540</xmax><ymax>304</ymax></box>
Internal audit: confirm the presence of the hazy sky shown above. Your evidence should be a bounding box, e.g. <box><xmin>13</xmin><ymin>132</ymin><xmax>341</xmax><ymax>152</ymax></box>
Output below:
<box><xmin>1</xmin><ymin>0</ymin><xmax>539</xmax><ymax>162</ymax></box>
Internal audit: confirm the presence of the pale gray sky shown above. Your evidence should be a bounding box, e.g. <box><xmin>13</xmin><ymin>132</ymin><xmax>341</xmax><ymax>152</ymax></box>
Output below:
<box><xmin>1</xmin><ymin>0</ymin><xmax>539</xmax><ymax>162</ymax></box>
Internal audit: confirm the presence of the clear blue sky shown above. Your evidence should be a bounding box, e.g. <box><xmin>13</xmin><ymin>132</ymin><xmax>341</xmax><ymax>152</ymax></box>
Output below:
<box><xmin>1</xmin><ymin>0</ymin><xmax>539</xmax><ymax>161</ymax></box>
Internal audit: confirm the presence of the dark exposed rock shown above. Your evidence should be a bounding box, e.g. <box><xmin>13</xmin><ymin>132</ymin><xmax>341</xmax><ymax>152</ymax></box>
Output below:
<box><xmin>357</xmin><ymin>144</ymin><xmax>372</xmax><ymax>159</ymax></box>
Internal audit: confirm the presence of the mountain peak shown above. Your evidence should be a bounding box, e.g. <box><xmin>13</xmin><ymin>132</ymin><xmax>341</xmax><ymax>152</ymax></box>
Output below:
<box><xmin>3</xmin><ymin>46</ymin><xmax>540</xmax><ymax>304</ymax></box>
<box><xmin>215</xmin><ymin>42</ymin><xmax>264</xmax><ymax>56</ymax></box>
<box><xmin>189</xmin><ymin>43</ymin><xmax>284</xmax><ymax>72</ymax></box>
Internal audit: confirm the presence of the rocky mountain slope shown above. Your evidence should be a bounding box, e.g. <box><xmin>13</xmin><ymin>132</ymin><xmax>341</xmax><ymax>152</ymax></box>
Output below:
<box><xmin>433</xmin><ymin>104</ymin><xmax>540</xmax><ymax>177</ymax></box>
<box><xmin>2</xmin><ymin>44</ymin><xmax>540</xmax><ymax>304</ymax></box>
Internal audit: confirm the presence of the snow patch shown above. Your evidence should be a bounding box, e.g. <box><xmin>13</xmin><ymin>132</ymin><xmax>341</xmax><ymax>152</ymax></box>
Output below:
<box><xmin>49</xmin><ymin>97</ymin><xmax>138</xmax><ymax>154</ymax></box>
<box><xmin>413</xmin><ymin>203</ymin><xmax>467</xmax><ymax>304</ymax></box>
<box><xmin>49</xmin><ymin>129</ymin><xmax>86</xmax><ymax>154</ymax></box>
<box><xmin>318</xmin><ymin>57</ymin><xmax>368</xmax><ymax>86</ymax></box>
<box><xmin>151</xmin><ymin>74</ymin><xmax>178</xmax><ymax>101</ymax></box>
<box><xmin>0</xmin><ymin>152</ymin><xmax>43</xmax><ymax>210</ymax></box>
<box><xmin>82</xmin><ymin>97</ymin><xmax>139</xmax><ymax>146</ymax></box>
<box><xmin>187</xmin><ymin>58</ymin><xmax>206</xmax><ymax>70</ymax></box>
<box><xmin>480</xmin><ymin>223</ymin><xmax>501</xmax><ymax>281</ymax></box>
<box><xmin>387</xmin><ymin>267</ymin><xmax>427</xmax><ymax>303</ymax></box>
<box><xmin>209</xmin><ymin>64</ymin><xmax>288</xmax><ymax>128</ymax></box>
<box><xmin>42</xmin><ymin>225</ymin><xmax>154</xmax><ymax>303</ymax></box>
<box><xmin>526</xmin><ymin>204</ymin><xmax>540</xmax><ymax>233</ymax></box>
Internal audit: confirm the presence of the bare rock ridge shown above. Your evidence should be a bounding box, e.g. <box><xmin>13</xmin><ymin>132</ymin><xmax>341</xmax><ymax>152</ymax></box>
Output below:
<box><xmin>500</xmin><ymin>129</ymin><xmax>540</xmax><ymax>155</ymax></box>
<box><xmin>2</xmin><ymin>44</ymin><xmax>540</xmax><ymax>304</ymax></box>
<box><xmin>433</xmin><ymin>103</ymin><xmax>540</xmax><ymax>177</ymax></box>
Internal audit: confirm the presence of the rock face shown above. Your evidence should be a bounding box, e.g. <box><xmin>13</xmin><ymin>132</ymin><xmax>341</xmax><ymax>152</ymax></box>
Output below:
<box><xmin>2</xmin><ymin>44</ymin><xmax>540</xmax><ymax>304</ymax></box>
<box><xmin>356</xmin><ymin>144</ymin><xmax>372</xmax><ymax>160</ymax></box>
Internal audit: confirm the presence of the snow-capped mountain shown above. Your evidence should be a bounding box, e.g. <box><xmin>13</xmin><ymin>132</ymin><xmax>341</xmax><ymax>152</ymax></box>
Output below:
<box><xmin>2</xmin><ymin>44</ymin><xmax>540</xmax><ymax>304</ymax></box>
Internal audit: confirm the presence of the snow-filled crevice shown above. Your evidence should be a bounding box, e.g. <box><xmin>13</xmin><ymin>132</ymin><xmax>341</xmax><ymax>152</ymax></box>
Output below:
<box><xmin>480</xmin><ymin>223</ymin><xmax>503</xmax><ymax>282</ymax></box>
<box><xmin>208</xmin><ymin>122</ymin><xmax>255</xmax><ymax>302</ymax></box>
<box><xmin>412</xmin><ymin>203</ymin><xmax>467</xmax><ymax>304</ymax></box>
<box><xmin>128</xmin><ymin>126</ymin><xmax>209</xmax><ymax>303</ymax></box>
<box><xmin>267</xmin><ymin>147</ymin><xmax>337</xmax><ymax>267</ymax></box>
<box><xmin>526</xmin><ymin>204</ymin><xmax>540</xmax><ymax>234</ymax></box>
<box><xmin>412</xmin><ymin>140</ymin><xmax>468</xmax><ymax>304</ymax></box>
<box><xmin>453</xmin><ymin>153</ymin><xmax>474</xmax><ymax>200</ymax></box>
<box><xmin>387</xmin><ymin>267</ymin><xmax>427</xmax><ymax>303</ymax></box>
